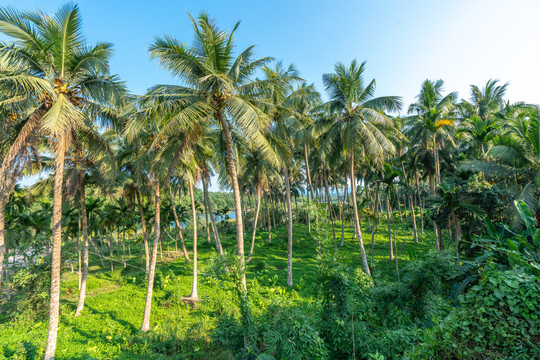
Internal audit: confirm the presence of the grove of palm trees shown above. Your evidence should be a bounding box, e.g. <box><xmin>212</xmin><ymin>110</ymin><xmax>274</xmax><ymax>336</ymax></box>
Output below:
<box><xmin>0</xmin><ymin>4</ymin><xmax>539</xmax><ymax>360</ymax></box>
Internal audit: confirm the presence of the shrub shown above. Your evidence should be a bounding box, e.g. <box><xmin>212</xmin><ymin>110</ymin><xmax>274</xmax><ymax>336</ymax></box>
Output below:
<box><xmin>408</xmin><ymin>266</ymin><xmax>540</xmax><ymax>359</ymax></box>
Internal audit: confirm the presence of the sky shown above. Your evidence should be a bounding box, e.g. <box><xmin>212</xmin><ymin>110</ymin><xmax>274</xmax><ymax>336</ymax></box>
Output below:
<box><xmin>5</xmin><ymin>0</ymin><xmax>540</xmax><ymax>191</ymax></box>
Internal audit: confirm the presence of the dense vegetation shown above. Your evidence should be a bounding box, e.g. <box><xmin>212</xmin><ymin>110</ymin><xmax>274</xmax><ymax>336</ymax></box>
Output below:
<box><xmin>0</xmin><ymin>4</ymin><xmax>538</xmax><ymax>360</ymax></box>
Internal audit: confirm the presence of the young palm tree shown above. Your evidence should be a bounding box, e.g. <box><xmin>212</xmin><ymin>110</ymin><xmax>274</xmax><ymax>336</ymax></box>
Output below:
<box><xmin>0</xmin><ymin>5</ymin><xmax>124</xmax><ymax>358</ymax></box>
<box><xmin>323</xmin><ymin>60</ymin><xmax>402</xmax><ymax>275</ymax></box>
<box><xmin>147</xmin><ymin>13</ymin><xmax>280</xmax><ymax>290</ymax></box>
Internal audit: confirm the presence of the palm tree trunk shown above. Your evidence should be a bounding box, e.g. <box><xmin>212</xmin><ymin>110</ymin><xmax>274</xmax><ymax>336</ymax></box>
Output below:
<box><xmin>247</xmin><ymin>186</ymin><xmax>262</xmax><ymax>262</ymax></box>
<box><xmin>266</xmin><ymin>194</ymin><xmax>272</xmax><ymax>244</ymax></box>
<box><xmin>415</xmin><ymin>171</ymin><xmax>424</xmax><ymax>234</ymax></box>
<box><xmin>371</xmin><ymin>182</ymin><xmax>380</xmax><ymax>260</ymax></box>
<box><xmin>202</xmin><ymin>176</ymin><xmax>223</xmax><ymax>255</ymax></box>
<box><xmin>141</xmin><ymin>180</ymin><xmax>160</xmax><ymax>332</ymax></box>
<box><xmin>218</xmin><ymin>111</ymin><xmax>246</xmax><ymax>290</ymax></box>
<box><xmin>107</xmin><ymin>232</ymin><xmax>114</xmax><ymax>272</ymax></box>
<box><xmin>323</xmin><ymin>168</ymin><xmax>337</xmax><ymax>250</ymax></box>
<box><xmin>271</xmin><ymin>193</ymin><xmax>277</xmax><ymax>228</ymax></box>
<box><xmin>77</xmin><ymin>210</ymin><xmax>81</xmax><ymax>290</ymax></box>
<box><xmin>135</xmin><ymin>188</ymin><xmax>150</xmax><ymax>275</ymax></box>
<box><xmin>188</xmin><ymin>178</ymin><xmax>198</xmax><ymax>299</ymax></box>
<box><xmin>170</xmin><ymin>189</ymin><xmax>190</xmax><ymax>262</ymax></box>
<box><xmin>452</xmin><ymin>211</ymin><xmax>462</xmax><ymax>259</ymax></box>
<box><xmin>284</xmin><ymin>166</ymin><xmax>294</xmax><ymax>287</ymax></box>
<box><xmin>386</xmin><ymin>195</ymin><xmax>394</xmax><ymax>260</ymax></box>
<box><xmin>75</xmin><ymin>179</ymin><xmax>89</xmax><ymax>316</ymax></box>
<box><xmin>349</xmin><ymin>152</ymin><xmax>370</xmax><ymax>275</ymax></box>
<box><xmin>304</xmin><ymin>144</ymin><xmax>314</xmax><ymax>200</ymax></box>
<box><xmin>44</xmin><ymin>137</ymin><xmax>68</xmax><ymax>360</ymax></box>
<box><xmin>334</xmin><ymin>183</ymin><xmax>345</xmax><ymax>247</ymax></box>
<box><xmin>0</xmin><ymin>194</ymin><xmax>5</xmax><ymax>292</ymax></box>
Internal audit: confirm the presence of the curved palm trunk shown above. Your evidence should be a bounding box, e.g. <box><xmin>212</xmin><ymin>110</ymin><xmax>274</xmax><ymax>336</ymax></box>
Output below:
<box><xmin>75</xmin><ymin>180</ymin><xmax>89</xmax><ymax>316</ymax></box>
<box><xmin>218</xmin><ymin>112</ymin><xmax>246</xmax><ymax>290</ymax></box>
<box><xmin>349</xmin><ymin>152</ymin><xmax>370</xmax><ymax>275</ymax></box>
<box><xmin>284</xmin><ymin>166</ymin><xmax>294</xmax><ymax>287</ymax></box>
<box><xmin>170</xmin><ymin>189</ymin><xmax>190</xmax><ymax>262</ymax></box>
<box><xmin>247</xmin><ymin>186</ymin><xmax>262</xmax><ymax>263</ymax></box>
<box><xmin>188</xmin><ymin>178</ymin><xmax>199</xmax><ymax>299</ymax></box>
<box><xmin>202</xmin><ymin>176</ymin><xmax>222</xmax><ymax>255</ymax></box>
<box><xmin>141</xmin><ymin>180</ymin><xmax>160</xmax><ymax>332</ymax></box>
<box><xmin>44</xmin><ymin>137</ymin><xmax>68</xmax><ymax>360</ymax></box>
<box><xmin>135</xmin><ymin>187</ymin><xmax>150</xmax><ymax>275</ymax></box>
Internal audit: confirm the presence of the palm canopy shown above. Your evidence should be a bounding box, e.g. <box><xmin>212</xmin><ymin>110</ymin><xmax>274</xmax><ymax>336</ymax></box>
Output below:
<box><xmin>144</xmin><ymin>12</ymin><xmax>282</xmax><ymax>166</ymax></box>
<box><xmin>460</xmin><ymin>79</ymin><xmax>508</xmax><ymax>121</ymax></box>
<box><xmin>0</xmin><ymin>4</ymin><xmax>125</xmax><ymax>136</ymax></box>
<box><xmin>323</xmin><ymin>60</ymin><xmax>402</xmax><ymax>164</ymax></box>
<box><xmin>405</xmin><ymin>79</ymin><xmax>456</xmax><ymax>149</ymax></box>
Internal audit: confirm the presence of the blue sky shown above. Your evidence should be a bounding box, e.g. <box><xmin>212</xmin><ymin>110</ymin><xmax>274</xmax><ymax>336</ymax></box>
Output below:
<box><xmin>4</xmin><ymin>0</ymin><xmax>540</xmax><ymax>190</ymax></box>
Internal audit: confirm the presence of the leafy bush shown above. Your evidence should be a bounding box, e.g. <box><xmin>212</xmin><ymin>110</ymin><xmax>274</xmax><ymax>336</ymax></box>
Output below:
<box><xmin>258</xmin><ymin>305</ymin><xmax>328</xmax><ymax>360</ymax></box>
<box><xmin>408</xmin><ymin>266</ymin><xmax>540</xmax><ymax>359</ymax></box>
<box><xmin>2</xmin><ymin>257</ymin><xmax>51</xmax><ymax>322</ymax></box>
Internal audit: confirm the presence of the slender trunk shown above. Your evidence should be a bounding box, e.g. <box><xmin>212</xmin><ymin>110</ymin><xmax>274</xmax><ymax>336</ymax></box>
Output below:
<box><xmin>266</xmin><ymin>194</ymin><xmax>272</xmax><ymax>244</ymax></box>
<box><xmin>97</xmin><ymin>231</ymin><xmax>105</xmax><ymax>267</ymax></box>
<box><xmin>107</xmin><ymin>232</ymin><xmax>114</xmax><ymax>272</ymax></box>
<box><xmin>122</xmin><ymin>230</ymin><xmax>126</xmax><ymax>268</ymax></box>
<box><xmin>334</xmin><ymin>183</ymin><xmax>345</xmax><ymax>247</ymax></box>
<box><xmin>188</xmin><ymin>178</ymin><xmax>198</xmax><ymax>299</ymax></box>
<box><xmin>75</xmin><ymin>179</ymin><xmax>89</xmax><ymax>316</ymax></box>
<box><xmin>323</xmin><ymin>169</ymin><xmax>337</xmax><ymax>250</ymax></box>
<box><xmin>349</xmin><ymin>152</ymin><xmax>370</xmax><ymax>275</ymax></box>
<box><xmin>135</xmin><ymin>188</ymin><xmax>150</xmax><ymax>275</ymax></box>
<box><xmin>171</xmin><ymin>189</ymin><xmax>190</xmax><ymax>262</ymax></box>
<box><xmin>434</xmin><ymin>139</ymin><xmax>441</xmax><ymax>184</ymax></box>
<box><xmin>371</xmin><ymin>182</ymin><xmax>380</xmax><ymax>260</ymax></box>
<box><xmin>203</xmin><ymin>176</ymin><xmax>223</xmax><ymax>255</ymax></box>
<box><xmin>203</xmin><ymin>185</ymin><xmax>211</xmax><ymax>244</ymax></box>
<box><xmin>409</xmin><ymin>188</ymin><xmax>418</xmax><ymax>244</ymax></box>
<box><xmin>141</xmin><ymin>180</ymin><xmax>160</xmax><ymax>332</ymax></box>
<box><xmin>284</xmin><ymin>167</ymin><xmax>294</xmax><ymax>287</ymax></box>
<box><xmin>453</xmin><ymin>211</ymin><xmax>462</xmax><ymax>259</ymax></box>
<box><xmin>304</xmin><ymin>144</ymin><xmax>314</xmax><ymax>200</ymax></box>
<box><xmin>77</xmin><ymin>209</ymin><xmax>81</xmax><ymax>290</ymax></box>
<box><xmin>44</xmin><ymin>137</ymin><xmax>68</xmax><ymax>360</ymax></box>
<box><xmin>247</xmin><ymin>186</ymin><xmax>262</xmax><ymax>262</ymax></box>
<box><xmin>415</xmin><ymin>171</ymin><xmax>424</xmax><ymax>234</ymax></box>
<box><xmin>271</xmin><ymin>194</ymin><xmax>277</xmax><ymax>228</ymax></box>
<box><xmin>0</xmin><ymin>195</ymin><xmax>5</xmax><ymax>292</ymax></box>
<box><xmin>386</xmin><ymin>195</ymin><xmax>394</xmax><ymax>260</ymax></box>
<box><xmin>218</xmin><ymin>111</ymin><xmax>246</xmax><ymax>290</ymax></box>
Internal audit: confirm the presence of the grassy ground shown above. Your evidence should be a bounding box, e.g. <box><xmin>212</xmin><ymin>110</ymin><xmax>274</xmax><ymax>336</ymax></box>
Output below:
<box><xmin>0</xmin><ymin>217</ymin><xmax>435</xmax><ymax>359</ymax></box>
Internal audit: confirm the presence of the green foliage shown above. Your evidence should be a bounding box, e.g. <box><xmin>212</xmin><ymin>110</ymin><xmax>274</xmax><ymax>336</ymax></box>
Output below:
<box><xmin>258</xmin><ymin>304</ymin><xmax>328</xmax><ymax>360</ymax></box>
<box><xmin>408</xmin><ymin>267</ymin><xmax>540</xmax><ymax>359</ymax></box>
<box><xmin>1</xmin><ymin>257</ymin><xmax>51</xmax><ymax>322</ymax></box>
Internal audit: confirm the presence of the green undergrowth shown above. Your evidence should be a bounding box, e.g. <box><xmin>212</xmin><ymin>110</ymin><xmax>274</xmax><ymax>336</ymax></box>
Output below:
<box><xmin>0</xmin><ymin>220</ymin><xmax>435</xmax><ymax>359</ymax></box>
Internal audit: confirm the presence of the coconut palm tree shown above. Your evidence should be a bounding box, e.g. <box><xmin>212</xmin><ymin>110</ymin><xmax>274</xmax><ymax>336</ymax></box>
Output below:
<box><xmin>146</xmin><ymin>13</ymin><xmax>281</xmax><ymax>290</ymax></box>
<box><xmin>0</xmin><ymin>5</ymin><xmax>124</xmax><ymax>358</ymax></box>
<box><xmin>405</xmin><ymin>79</ymin><xmax>457</xmax><ymax>186</ymax></box>
<box><xmin>323</xmin><ymin>60</ymin><xmax>402</xmax><ymax>275</ymax></box>
<box><xmin>460</xmin><ymin>79</ymin><xmax>508</xmax><ymax>121</ymax></box>
<box><xmin>260</xmin><ymin>62</ymin><xmax>302</xmax><ymax>286</ymax></box>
